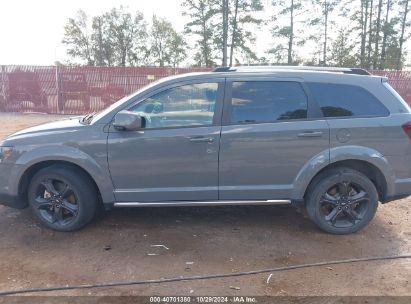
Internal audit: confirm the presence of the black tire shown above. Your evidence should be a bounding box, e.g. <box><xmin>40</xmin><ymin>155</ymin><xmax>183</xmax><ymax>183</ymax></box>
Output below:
<box><xmin>306</xmin><ymin>167</ymin><xmax>379</xmax><ymax>235</ymax></box>
<box><xmin>28</xmin><ymin>165</ymin><xmax>98</xmax><ymax>232</ymax></box>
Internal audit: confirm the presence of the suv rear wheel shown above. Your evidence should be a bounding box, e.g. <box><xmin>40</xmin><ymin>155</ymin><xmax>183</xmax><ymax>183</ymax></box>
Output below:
<box><xmin>28</xmin><ymin>165</ymin><xmax>98</xmax><ymax>232</ymax></box>
<box><xmin>306</xmin><ymin>167</ymin><xmax>379</xmax><ymax>234</ymax></box>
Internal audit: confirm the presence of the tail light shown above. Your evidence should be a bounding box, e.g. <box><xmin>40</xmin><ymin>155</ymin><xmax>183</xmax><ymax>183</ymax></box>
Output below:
<box><xmin>401</xmin><ymin>122</ymin><xmax>411</xmax><ymax>140</ymax></box>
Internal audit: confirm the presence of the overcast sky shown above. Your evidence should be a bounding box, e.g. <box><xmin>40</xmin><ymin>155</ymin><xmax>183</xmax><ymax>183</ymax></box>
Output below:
<box><xmin>0</xmin><ymin>0</ymin><xmax>192</xmax><ymax>65</ymax></box>
<box><xmin>0</xmin><ymin>0</ymin><xmax>409</xmax><ymax>66</ymax></box>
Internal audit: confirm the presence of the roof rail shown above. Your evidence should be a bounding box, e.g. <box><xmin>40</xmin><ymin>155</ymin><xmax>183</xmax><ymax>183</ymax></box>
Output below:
<box><xmin>212</xmin><ymin>67</ymin><xmax>234</xmax><ymax>72</ymax></box>
<box><xmin>212</xmin><ymin>66</ymin><xmax>370</xmax><ymax>75</ymax></box>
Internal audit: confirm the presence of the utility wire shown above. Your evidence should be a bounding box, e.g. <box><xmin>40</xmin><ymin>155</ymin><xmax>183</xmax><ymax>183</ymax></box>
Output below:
<box><xmin>1</xmin><ymin>254</ymin><xmax>410</xmax><ymax>296</ymax></box>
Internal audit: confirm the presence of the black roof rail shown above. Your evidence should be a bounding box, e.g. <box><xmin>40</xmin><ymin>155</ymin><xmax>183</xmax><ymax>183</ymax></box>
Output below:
<box><xmin>212</xmin><ymin>66</ymin><xmax>235</xmax><ymax>72</ymax></box>
<box><xmin>212</xmin><ymin>66</ymin><xmax>371</xmax><ymax>75</ymax></box>
<box><xmin>342</xmin><ymin>68</ymin><xmax>370</xmax><ymax>75</ymax></box>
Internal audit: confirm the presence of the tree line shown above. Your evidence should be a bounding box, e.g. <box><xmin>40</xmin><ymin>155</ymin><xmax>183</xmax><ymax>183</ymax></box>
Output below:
<box><xmin>62</xmin><ymin>0</ymin><xmax>411</xmax><ymax>69</ymax></box>
<box><xmin>62</xmin><ymin>8</ymin><xmax>186</xmax><ymax>67</ymax></box>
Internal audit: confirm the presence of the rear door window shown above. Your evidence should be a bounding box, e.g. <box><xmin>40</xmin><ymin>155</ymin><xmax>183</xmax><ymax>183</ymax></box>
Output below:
<box><xmin>307</xmin><ymin>83</ymin><xmax>389</xmax><ymax>118</ymax></box>
<box><xmin>229</xmin><ymin>81</ymin><xmax>308</xmax><ymax>124</ymax></box>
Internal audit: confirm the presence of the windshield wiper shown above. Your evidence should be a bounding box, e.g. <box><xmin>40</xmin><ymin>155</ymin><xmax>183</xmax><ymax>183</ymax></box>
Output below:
<box><xmin>80</xmin><ymin>112</ymin><xmax>97</xmax><ymax>125</ymax></box>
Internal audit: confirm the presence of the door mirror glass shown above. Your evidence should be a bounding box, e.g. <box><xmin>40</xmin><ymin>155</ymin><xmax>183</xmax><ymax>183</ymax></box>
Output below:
<box><xmin>113</xmin><ymin>110</ymin><xmax>145</xmax><ymax>131</ymax></box>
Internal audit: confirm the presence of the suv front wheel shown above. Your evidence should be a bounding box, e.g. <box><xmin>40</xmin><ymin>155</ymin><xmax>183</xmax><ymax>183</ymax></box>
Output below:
<box><xmin>28</xmin><ymin>164</ymin><xmax>98</xmax><ymax>232</ymax></box>
<box><xmin>306</xmin><ymin>167</ymin><xmax>379</xmax><ymax>234</ymax></box>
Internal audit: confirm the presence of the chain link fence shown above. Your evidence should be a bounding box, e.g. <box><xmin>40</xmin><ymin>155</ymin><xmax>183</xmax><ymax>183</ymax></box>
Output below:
<box><xmin>0</xmin><ymin>65</ymin><xmax>410</xmax><ymax>114</ymax></box>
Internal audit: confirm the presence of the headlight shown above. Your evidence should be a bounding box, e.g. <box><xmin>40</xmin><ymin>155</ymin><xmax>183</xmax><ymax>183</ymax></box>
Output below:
<box><xmin>0</xmin><ymin>147</ymin><xmax>13</xmax><ymax>163</ymax></box>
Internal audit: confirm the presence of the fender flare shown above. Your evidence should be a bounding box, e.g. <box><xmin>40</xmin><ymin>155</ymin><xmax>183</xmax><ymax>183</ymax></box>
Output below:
<box><xmin>10</xmin><ymin>145</ymin><xmax>115</xmax><ymax>204</ymax></box>
<box><xmin>291</xmin><ymin>146</ymin><xmax>395</xmax><ymax>200</ymax></box>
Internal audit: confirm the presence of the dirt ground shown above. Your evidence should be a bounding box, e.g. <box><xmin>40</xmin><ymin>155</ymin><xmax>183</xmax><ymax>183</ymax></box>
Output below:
<box><xmin>0</xmin><ymin>113</ymin><xmax>410</xmax><ymax>297</ymax></box>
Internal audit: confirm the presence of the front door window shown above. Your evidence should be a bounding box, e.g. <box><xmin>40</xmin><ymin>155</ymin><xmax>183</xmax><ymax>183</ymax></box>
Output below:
<box><xmin>130</xmin><ymin>83</ymin><xmax>219</xmax><ymax>128</ymax></box>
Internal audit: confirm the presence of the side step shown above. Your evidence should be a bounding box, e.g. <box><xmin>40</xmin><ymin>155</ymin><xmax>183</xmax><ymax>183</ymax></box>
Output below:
<box><xmin>114</xmin><ymin>200</ymin><xmax>291</xmax><ymax>207</ymax></box>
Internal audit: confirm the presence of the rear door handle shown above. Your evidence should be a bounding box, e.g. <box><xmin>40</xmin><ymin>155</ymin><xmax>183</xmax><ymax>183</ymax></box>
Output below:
<box><xmin>297</xmin><ymin>131</ymin><xmax>323</xmax><ymax>138</ymax></box>
<box><xmin>189</xmin><ymin>136</ymin><xmax>215</xmax><ymax>143</ymax></box>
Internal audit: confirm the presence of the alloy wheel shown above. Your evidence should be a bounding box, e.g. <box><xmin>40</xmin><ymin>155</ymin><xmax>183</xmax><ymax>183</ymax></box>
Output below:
<box><xmin>33</xmin><ymin>178</ymin><xmax>79</xmax><ymax>226</ymax></box>
<box><xmin>319</xmin><ymin>181</ymin><xmax>370</xmax><ymax>228</ymax></box>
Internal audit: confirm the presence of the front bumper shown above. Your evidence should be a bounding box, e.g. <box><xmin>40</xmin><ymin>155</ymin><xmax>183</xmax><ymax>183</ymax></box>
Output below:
<box><xmin>0</xmin><ymin>193</ymin><xmax>27</xmax><ymax>209</ymax></box>
<box><xmin>0</xmin><ymin>162</ymin><xmax>28</xmax><ymax>209</ymax></box>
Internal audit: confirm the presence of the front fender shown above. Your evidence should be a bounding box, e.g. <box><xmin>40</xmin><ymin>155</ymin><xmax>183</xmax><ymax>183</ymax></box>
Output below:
<box><xmin>291</xmin><ymin>145</ymin><xmax>395</xmax><ymax>200</ymax></box>
<box><xmin>10</xmin><ymin>145</ymin><xmax>115</xmax><ymax>204</ymax></box>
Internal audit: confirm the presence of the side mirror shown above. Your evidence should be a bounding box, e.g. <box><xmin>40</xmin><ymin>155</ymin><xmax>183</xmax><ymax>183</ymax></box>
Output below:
<box><xmin>113</xmin><ymin>110</ymin><xmax>145</xmax><ymax>131</ymax></box>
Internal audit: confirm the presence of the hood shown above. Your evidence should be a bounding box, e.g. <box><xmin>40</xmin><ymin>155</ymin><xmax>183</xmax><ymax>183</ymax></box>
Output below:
<box><xmin>7</xmin><ymin>117</ymin><xmax>84</xmax><ymax>139</ymax></box>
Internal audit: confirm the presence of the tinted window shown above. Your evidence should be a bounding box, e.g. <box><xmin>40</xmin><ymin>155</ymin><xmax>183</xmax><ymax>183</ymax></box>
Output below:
<box><xmin>307</xmin><ymin>83</ymin><xmax>389</xmax><ymax>118</ymax></box>
<box><xmin>130</xmin><ymin>83</ymin><xmax>218</xmax><ymax>128</ymax></box>
<box><xmin>230</xmin><ymin>81</ymin><xmax>308</xmax><ymax>124</ymax></box>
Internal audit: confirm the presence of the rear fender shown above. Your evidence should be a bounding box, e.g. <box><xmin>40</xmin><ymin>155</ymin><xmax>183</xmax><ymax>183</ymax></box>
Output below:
<box><xmin>291</xmin><ymin>146</ymin><xmax>395</xmax><ymax>200</ymax></box>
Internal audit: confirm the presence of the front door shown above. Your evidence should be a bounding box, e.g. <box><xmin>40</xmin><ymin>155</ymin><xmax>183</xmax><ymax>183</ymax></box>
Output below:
<box><xmin>219</xmin><ymin>79</ymin><xmax>330</xmax><ymax>200</ymax></box>
<box><xmin>107</xmin><ymin>81</ymin><xmax>224</xmax><ymax>202</ymax></box>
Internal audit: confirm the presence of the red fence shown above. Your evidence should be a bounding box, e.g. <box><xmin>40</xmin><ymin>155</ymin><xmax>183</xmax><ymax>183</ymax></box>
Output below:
<box><xmin>0</xmin><ymin>65</ymin><xmax>410</xmax><ymax>114</ymax></box>
<box><xmin>369</xmin><ymin>70</ymin><xmax>411</xmax><ymax>105</ymax></box>
<box><xmin>0</xmin><ymin>66</ymin><xmax>210</xmax><ymax>114</ymax></box>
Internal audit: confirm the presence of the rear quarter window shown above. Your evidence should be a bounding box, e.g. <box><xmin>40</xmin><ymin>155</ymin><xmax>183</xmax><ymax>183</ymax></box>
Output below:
<box><xmin>306</xmin><ymin>82</ymin><xmax>390</xmax><ymax>118</ymax></box>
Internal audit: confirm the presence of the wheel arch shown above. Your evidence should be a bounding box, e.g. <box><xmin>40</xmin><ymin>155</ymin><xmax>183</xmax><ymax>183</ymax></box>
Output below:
<box><xmin>303</xmin><ymin>159</ymin><xmax>388</xmax><ymax>202</ymax></box>
<box><xmin>292</xmin><ymin>146</ymin><xmax>396</xmax><ymax>203</ymax></box>
<box><xmin>11</xmin><ymin>146</ymin><xmax>115</xmax><ymax>207</ymax></box>
<box><xmin>18</xmin><ymin>160</ymin><xmax>107</xmax><ymax>208</ymax></box>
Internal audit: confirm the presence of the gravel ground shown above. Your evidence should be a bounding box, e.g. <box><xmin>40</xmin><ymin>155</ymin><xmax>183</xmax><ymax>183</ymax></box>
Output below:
<box><xmin>0</xmin><ymin>113</ymin><xmax>410</xmax><ymax>297</ymax></box>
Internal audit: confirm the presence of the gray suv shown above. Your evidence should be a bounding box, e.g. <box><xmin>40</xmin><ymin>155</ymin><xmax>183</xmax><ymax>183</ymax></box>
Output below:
<box><xmin>1</xmin><ymin>66</ymin><xmax>410</xmax><ymax>234</ymax></box>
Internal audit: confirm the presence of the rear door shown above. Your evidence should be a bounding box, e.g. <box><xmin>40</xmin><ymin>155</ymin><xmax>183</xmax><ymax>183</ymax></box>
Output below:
<box><xmin>218</xmin><ymin>78</ymin><xmax>330</xmax><ymax>200</ymax></box>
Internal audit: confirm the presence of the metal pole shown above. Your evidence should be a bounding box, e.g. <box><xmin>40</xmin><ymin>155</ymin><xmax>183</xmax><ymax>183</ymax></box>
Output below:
<box><xmin>1</xmin><ymin>65</ymin><xmax>6</xmax><ymax>111</ymax></box>
<box><xmin>55</xmin><ymin>64</ymin><xmax>64</xmax><ymax>114</ymax></box>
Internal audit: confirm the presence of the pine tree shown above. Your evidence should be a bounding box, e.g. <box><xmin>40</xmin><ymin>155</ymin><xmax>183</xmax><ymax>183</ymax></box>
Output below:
<box><xmin>270</xmin><ymin>0</ymin><xmax>306</xmax><ymax>65</ymax></box>
<box><xmin>182</xmin><ymin>0</ymin><xmax>219</xmax><ymax>67</ymax></box>
<box><xmin>397</xmin><ymin>0</ymin><xmax>410</xmax><ymax>69</ymax></box>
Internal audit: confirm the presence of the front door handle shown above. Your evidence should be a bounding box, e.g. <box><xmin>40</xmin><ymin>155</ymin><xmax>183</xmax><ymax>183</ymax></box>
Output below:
<box><xmin>297</xmin><ymin>131</ymin><xmax>323</xmax><ymax>138</ymax></box>
<box><xmin>189</xmin><ymin>136</ymin><xmax>215</xmax><ymax>143</ymax></box>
